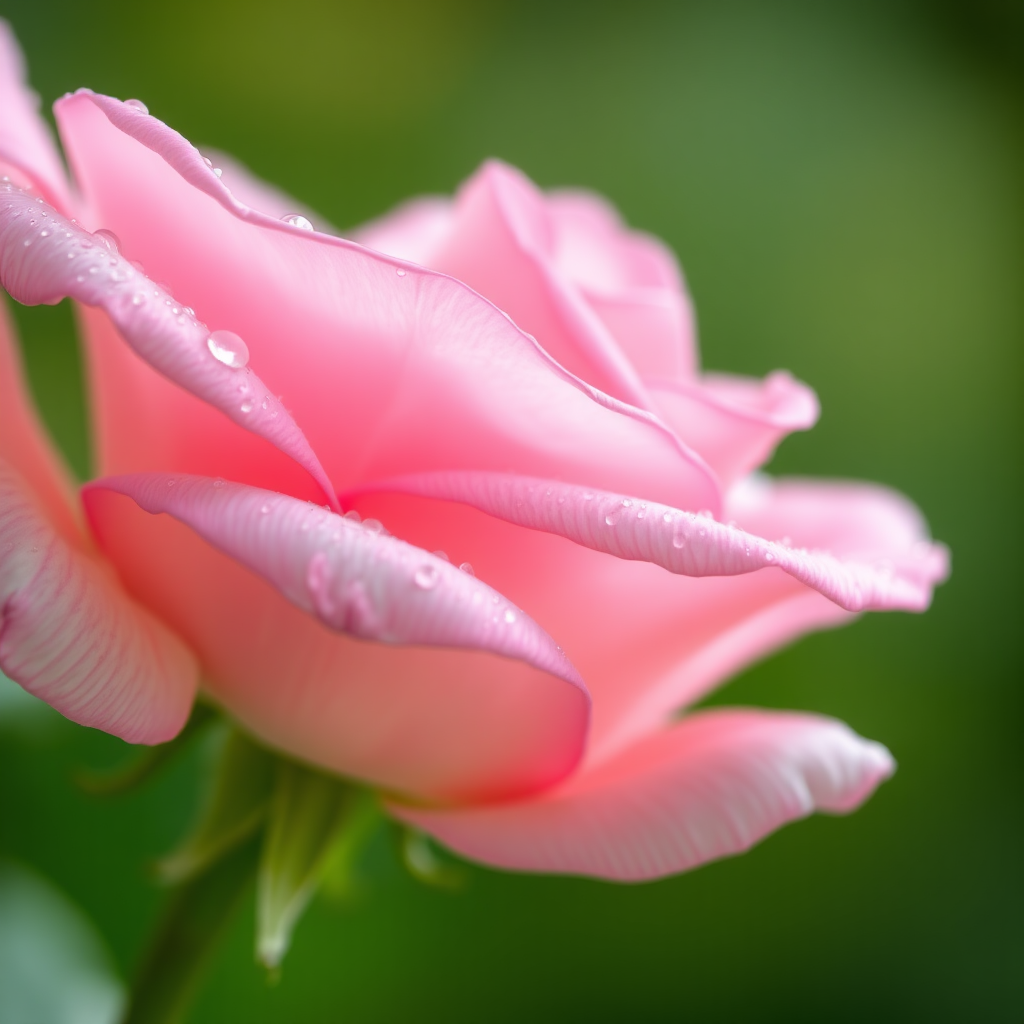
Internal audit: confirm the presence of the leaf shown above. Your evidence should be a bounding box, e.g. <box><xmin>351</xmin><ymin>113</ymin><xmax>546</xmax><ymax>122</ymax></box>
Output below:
<box><xmin>155</xmin><ymin>725</ymin><xmax>275</xmax><ymax>884</ymax></box>
<box><xmin>319</xmin><ymin>790</ymin><xmax>383</xmax><ymax>903</ymax></box>
<box><xmin>256</xmin><ymin>760</ymin><xmax>357</xmax><ymax>969</ymax></box>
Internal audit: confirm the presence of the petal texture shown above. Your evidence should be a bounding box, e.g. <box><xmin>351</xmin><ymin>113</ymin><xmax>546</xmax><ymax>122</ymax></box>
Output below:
<box><xmin>0</xmin><ymin>181</ymin><xmax>337</xmax><ymax>509</ymax></box>
<box><xmin>0</xmin><ymin>460</ymin><xmax>197</xmax><ymax>742</ymax></box>
<box><xmin>0</xmin><ymin>20</ymin><xmax>72</xmax><ymax>212</ymax></box>
<box><xmin>353</xmin><ymin>471</ymin><xmax>948</xmax><ymax>613</ymax></box>
<box><xmin>82</xmin><ymin>475</ymin><xmax>591</xmax><ymax>803</ymax></box>
<box><xmin>54</xmin><ymin>92</ymin><xmax>719</xmax><ymax>515</ymax></box>
<box><xmin>390</xmin><ymin>709</ymin><xmax>894</xmax><ymax>881</ymax></box>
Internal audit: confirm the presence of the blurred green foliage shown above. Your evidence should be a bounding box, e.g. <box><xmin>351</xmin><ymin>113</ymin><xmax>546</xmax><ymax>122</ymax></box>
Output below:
<box><xmin>1</xmin><ymin>0</ymin><xmax>1021</xmax><ymax>1020</ymax></box>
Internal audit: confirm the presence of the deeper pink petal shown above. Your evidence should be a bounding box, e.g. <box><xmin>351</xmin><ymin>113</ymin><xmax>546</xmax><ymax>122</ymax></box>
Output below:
<box><xmin>648</xmin><ymin>372</ymin><xmax>820</xmax><ymax>487</ymax></box>
<box><xmin>0</xmin><ymin>182</ymin><xmax>337</xmax><ymax>509</ymax></box>
<box><xmin>391</xmin><ymin>709</ymin><xmax>894</xmax><ymax>881</ymax></box>
<box><xmin>0</xmin><ymin>297</ymin><xmax>80</xmax><ymax>546</ymax></box>
<box><xmin>0</xmin><ymin>21</ymin><xmax>72</xmax><ymax>213</ymax></box>
<box><xmin>54</xmin><ymin>93</ymin><xmax>718</xmax><ymax>515</ymax></box>
<box><xmin>82</xmin><ymin>475</ymin><xmax>590</xmax><ymax>803</ymax></box>
<box><xmin>0</xmin><ymin>460</ymin><xmax>197</xmax><ymax>742</ymax></box>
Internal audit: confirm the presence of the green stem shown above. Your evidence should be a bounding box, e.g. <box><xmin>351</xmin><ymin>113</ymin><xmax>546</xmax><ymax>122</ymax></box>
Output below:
<box><xmin>122</xmin><ymin>834</ymin><xmax>260</xmax><ymax>1024</ymax></box>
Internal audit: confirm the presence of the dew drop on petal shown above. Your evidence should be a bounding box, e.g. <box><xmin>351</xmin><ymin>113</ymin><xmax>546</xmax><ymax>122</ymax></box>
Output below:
<box><xmin>413</xmin><ymin>564</ymin><xmax>440</xmax><ymax>590</ymax></box>
<box><xmin>203</xmin><ymin>156</ymin><xmax>214</xmax><ymax>168</ymax></box>
<box><xmin>662</xmin><ymin>511</ymin><xmax>673</xmax><ymax>524</ymax></box>
<box><xmin>764</xmin><ymin>550</ymin><xmax>775</xmax><ymax>562</ymax></box>
<box><xmin>212</xmin><ymin>478</ymin><xmax>225</xmax><ymax>488</ymax></box>
<box><xmin>281</xmin><ymin>213</ymin><xmax>313</xmax><ymax>230</ymax></box>
<box><xmin>240</xmin><ymin>398</ymin><xmax>254</xmax><ymax>413</ymax></box>
<box><xmin>124</xmin><ymin>98</ymin><xmax>149</xmax><ymax>113</ymax></box>
<box><xmin>93</xmin><ymin>228</ymin><xmax>120</xmax><ymax>254</ymax></box>
<box><xmin>459</xmin><ymin>562</ymin><xmax>475</xmax><ymax>576</ymax></box>
<box><xmin>396</xmin><ymin>268</ymin><xmax>407</xmax><ymax>277</ymax></box>
<box><xmin>362</xmin><ymin>519</ymin><xmax>384</xmax><ymax>534</ymax></box>
<box><xmin>343</xmin><ymin>510</ymin><xmax>362</xmax><ymax>522</ymax></box>
<box><xmin>504</xmin><ymin>608</ymin><xmax>517</xmax><ymax>624</ymax></box>
<box><xmin>131</xmin><ymin>292</ymin><xmax>146</xmax><ymax>306</ymax></box>
<box><xmin>432</xmin><ymin>549</ymin><xmax>450</xmax><ymax>562</ymax></box>
<box><xmin>261</xmin><ymin>395</ymin><xmax>270</xmax><ymax>411</ymax></box>
<box><xmin>206</xmin><ymin>329</ymin><xmax>249</xmax><ymax>369</ymax></box>
<box><xmin>212</xmin><ymin>167</ymin><xmax>223</xmax><ymax>178</ymax></box>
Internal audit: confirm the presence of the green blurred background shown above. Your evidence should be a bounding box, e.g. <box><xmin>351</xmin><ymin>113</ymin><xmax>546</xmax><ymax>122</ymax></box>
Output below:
<box><xmin>1</xmin><ymin>0</ymin><xmax>1022</xmax><ymax>1020</ymax></box>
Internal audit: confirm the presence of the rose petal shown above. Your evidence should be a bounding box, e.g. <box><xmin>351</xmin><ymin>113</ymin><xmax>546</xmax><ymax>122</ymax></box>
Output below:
<box><xmin>0</xmin><ymin>182</ymin><xmax>338</xmax><ymax>510</ymax></box>
<box><xmin>547</xmin><ymin>188</ymin><xmax>697</xmax><ymax>379</ymax></box>
<box><xmin>353</xmin><ymin>195</ymin><xmax>454</xmax><ymax>266</ymax></box>
<box><xmin>0</xmin><ymin>296</ymin><xmax>80</xmax><ymax>545</ymax></box>
<box><xmin>54</xmin><ymin>95</ymin><xmax>719</xmax><ymax>514</ymax></box>
<box><xmin>648</xmin><ymin>371</ymin><xmax>820</xmax><ymax>487</ymax></box>
<box><xmin>344</xmin><ymin>477</ymin><xmax>941</xmax><ymax>764</ymax></box>
<box><xmin>391</xmin><ymin>708</ymin><xmax>895</xmax><ymax>881</ymax></box>
<box><xmin>0</xmin><ymin>21</ymin><xmax>72</xmax><ymax>212</ymax></box>
<box><xmin>426</xmin><ymin>160</ymin><xmax>653</xmax><ymax>407</ymax></box>
<box><xmin>82</xmin><ymin>474</ymin><xmax>591</xmax><ymax>803</ymax></box>
<box><xmin>0</xmin><ymin>460</ymin><xmax>197</xmax><ymax>743</ymax></box>
<box><xmin>350</xmin><ymin>471</ymin><xmax>949</xmax><ymax>613</ymax></box>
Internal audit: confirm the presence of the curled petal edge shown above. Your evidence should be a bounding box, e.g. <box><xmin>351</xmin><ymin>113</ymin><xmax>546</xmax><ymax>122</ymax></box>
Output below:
<box><xmin>82</xmin><ymin>473</ymin><xmax>589</xmax><ymax>696</ymax></box>
<box><xmin>0</xmin><ymin>182</ymin><xmax>338</xmax><ymax>510</ymax></box>
<box><xmin>348</xmin><ymin>472</ymin><xmax>949</xmax><ymax>613</ymax></box>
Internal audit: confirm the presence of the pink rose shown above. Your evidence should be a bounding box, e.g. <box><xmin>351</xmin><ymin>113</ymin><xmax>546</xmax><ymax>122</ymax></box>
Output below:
<box><xmin>0</xmin><ymin>22</ymin><xmax>947</xmax><ymax>880</ymax></box>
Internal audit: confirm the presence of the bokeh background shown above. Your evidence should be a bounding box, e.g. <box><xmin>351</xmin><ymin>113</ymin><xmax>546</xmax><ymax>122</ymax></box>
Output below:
<box><xmin>1</xmin><ymin>0</ymin><xmax>1021</xmax><ymax>1020</ymax></box>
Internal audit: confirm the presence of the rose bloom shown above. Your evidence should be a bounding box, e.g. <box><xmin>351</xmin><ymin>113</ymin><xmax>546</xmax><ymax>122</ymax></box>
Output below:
<box><xmin>0</xmin><ymin>23</ymin><xmax>947</xmax><ymax>881</ymax></box>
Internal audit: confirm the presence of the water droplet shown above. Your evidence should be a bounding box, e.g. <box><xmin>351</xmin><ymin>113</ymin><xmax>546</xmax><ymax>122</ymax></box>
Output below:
<box><xmin>183</xmin><ymin>305</ymin><xmax>195</xmax><ymax>316</ymax></box>
<box><xmin>605</xmin><ymin>513</ymin><xmax>619</xmax><ymax>526</ymax></box>
<box><xmin>414</xmin><ymin>564</ymin><xmax>440</xmax><ymax>590</ymax></box>
<box><xmin>206</xmin><ymin>329</ymin><xmax>249</xmax><ymax>369</ymax></box>
<box><xmin>363</xmin><ymin>519</ymin><xmax>384</xmax><ymax>534</ymax></box>
<box><xmin>459</xmin><ymin>562</ymin><xmax>475</xmax><ymax>576</ymax></box>
<box><xmin>260</xmin><ymin>503</ymin><xmax>271</xmax><ymax>514</ymax></box>
<box><xmin>698</xmin><ymin>509</ymin><xmax>714</xmax><ymax>520</ymax></box>
<box><xmin>396</xmin><ymin>268</ymin><xmax>407</xmax><ymax>277</ymax></box>
<box><xmin>22</xmin><ymin>238</ymin><xmax>31</xmax><ymax>246</ymax></box>
<box><xmin>672</xmin><ymin>529</ymin><xmax>686</xmax><ymax>549</ymax></box>
<box><xmin>662</xmin><ymin>511</ymin><xmax>673</xmax><ymax>524</ymax></box>
<box><xmin>621</xmin><ymin>499</ymin><xmax>633</xmax><ymax>508</ymax></box>
<box><xmin>240</xmin><ymin>398</ymin><xmax>254</xmax><ymax>413</ymax></box>
<box><xmin>124</xmin><ymin>98</ymin><xmax>149</xmax><ymax>113</ymax></box>
<box><xmin>212</xmin><ymin>478</ymin><xmax>225</xmax><ymax>488</ymax></box>
<box><xmin>203</xmin><ymin>156</ymin><xmax>213</xmax><ymax>168</ymax></box>
<box><xmin>764</xmin><ymin>550</ymin><xmax>775</xmax><ymax>562</ymax></box>
<box><xmin>261</xmin><ymin>395</ymin><xmax>270</xmax><ymax>411</ymax></box>
<box><xmin>504</xmin><ymin>608</ymin><xmax>517</xmax><ymax>624</ymax></box>
<box><xmin>433</xmin><ymin>550</ymin><xmax>450</xmax><ymax>562</ymax></box>
<box><xmin>66</xmin><ymin>252</ymin><xmax>75</xmax><ymax>259</ymax></box>
<box><xmin>281</xmin><ymin>213</ymin><xmax>313</xmax><ymax>230</ymax></box>
<box><xmin>93</xmin><ymin>228</ymin><xmax>120</xmax><ymax>254</ymax></box>
<box><xmin>343</xmin><ymin>510</ymin><xmax>362</xmax><ymax>522</ymax></box>
<box><xmin>39</xmin><ymin>229</ymin><xmax>49</xmax><ymax>237</ymax></box>
<box><xmin>212</xmin><ymin>167</ymin><xmax>223</xmax><ymax>178</ymax></box>
<box><xmin>131</xmin><ymin>292</ymin><xmax>146</xmax><ymax>306</ymax></box>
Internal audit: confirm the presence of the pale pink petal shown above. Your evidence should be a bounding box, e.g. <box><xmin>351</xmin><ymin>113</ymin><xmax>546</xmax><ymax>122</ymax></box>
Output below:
<box><xmin>82</xmin><ymin>474</ymin><xmax>590</xmax><ymax>804</ymax></box>
<box><xmin>390</xmin><ymin>709</ymin><xmax>894</xmax><ymax>881</ymax></box>
<box><xmin>344</xmin><ymin>478</ymin><xmax>945</xmax><ymax>763</ymax></box>
<box><xmin>426</xmin><ymin>160</ymin><xmax>653</xmax><ymax>407</ymax></box>
<box><xmin>0</xmin><ymin>460</ymin><xmax>197</xmax><ymax>742</ymax></box>
<box><xmin>547</xmin><ymin>189</ymin><xmax>697</xmax><ymax>379</ymax></box>
<box><xmin>54</xmin><ymin>93</ymin><xmax>719</xmax><ymax>515</ymax></box>
<box><xmin>352</xmin><ymin>195</ymin><xmax>454</xmax><ymax>266</ymax></box>
<box><xmin>0</xmin><ymin>181</ymin><xmax>338</xmax><ymax>509</ymax></box>
<box><xmin>0</xmin><ymin>296</ymin><xmax>80</xmax><ymax>545</ymax></box>
<box><xmin>0</xmin><ymin>20</ymin><xmax>72</xmax><ymax>212</ymax></box>
<box><xmin>648</xmin><ymin>372</ymin><xmax>820</xmax><ymax>487</ymax></box>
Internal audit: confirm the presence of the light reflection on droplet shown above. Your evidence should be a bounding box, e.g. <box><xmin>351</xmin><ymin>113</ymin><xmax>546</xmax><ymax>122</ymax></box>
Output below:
<box><xmin>413</xmin><ymin>565</ymin><xmax>439</xmax><ymax>590</ymax></box>
<box><xmin>206</xmin><ymin>330</ymin><xmax>249</xmax><ymax>369</ymax></box>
